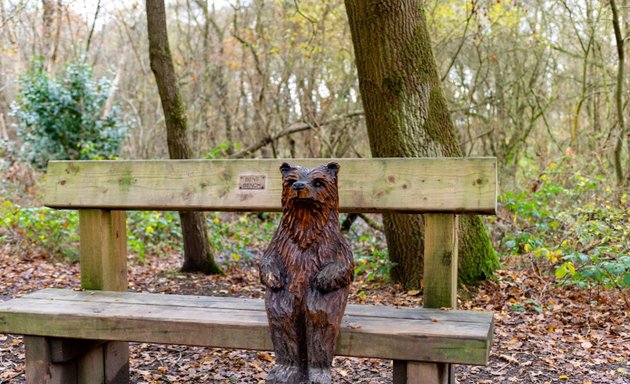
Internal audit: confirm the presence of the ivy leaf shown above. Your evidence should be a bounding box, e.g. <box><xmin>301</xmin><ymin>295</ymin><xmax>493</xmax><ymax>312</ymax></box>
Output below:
<box><xmin>555</xmin><ymin>264</ymin><xmax>568</xmax><ymax>279</ymax></box>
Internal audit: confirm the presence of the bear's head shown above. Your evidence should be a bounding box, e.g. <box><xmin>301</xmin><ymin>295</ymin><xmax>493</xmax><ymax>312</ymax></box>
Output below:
<box><xmin>279</xmin><ymin>162</ymin><xmax>340</xmax><ymax>211</ymax></box>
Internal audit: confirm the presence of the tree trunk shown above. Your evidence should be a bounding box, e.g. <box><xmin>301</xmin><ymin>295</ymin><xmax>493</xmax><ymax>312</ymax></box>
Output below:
<box><xmin>146</xmin><ymin>0</ymin><xmax>222</xmax><ymax>274</ymax></box>
<box><xmin>344</xmin><ymin>0</ymin><xmax>498</xmax><ymax>288</ymax></box>
<box><xmin>609</xmin><ymin>0</ymin><xmax>627</xmax><ymax>186</ymax></box>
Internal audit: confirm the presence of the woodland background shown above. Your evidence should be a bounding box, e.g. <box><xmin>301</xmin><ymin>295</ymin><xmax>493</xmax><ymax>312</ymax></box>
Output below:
<box><xmin>1</xmin><ymin>0</ymin><xmax>628</xmax><ymax>284</ymax></box>
<box><xmin>0</xmin><ymin>1</ymin><xmax>628</xmax><ymax>382</ymax></box>
<box><xmin>0</xmin><ymin>0</ymin><xmax>627</xmax><ymax>180</ymax></box>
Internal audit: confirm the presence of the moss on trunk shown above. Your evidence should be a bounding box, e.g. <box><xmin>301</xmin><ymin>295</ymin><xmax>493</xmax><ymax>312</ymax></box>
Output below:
<box><xmin>458</xmin><ymin>215</ymin><xmax>499</xmax><ymax>285</ymax></box>
<box><xmin>345</xmin><ymin>0</ymin><xmax>498</xmax><ymax>289</ymax></box>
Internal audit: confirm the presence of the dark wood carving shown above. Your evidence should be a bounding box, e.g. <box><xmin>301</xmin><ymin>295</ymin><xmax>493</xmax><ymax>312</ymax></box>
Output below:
<box><xmin>260</xmin><ymin>162</ymin><xmax>354</xmax><ymax>384</ymax></box>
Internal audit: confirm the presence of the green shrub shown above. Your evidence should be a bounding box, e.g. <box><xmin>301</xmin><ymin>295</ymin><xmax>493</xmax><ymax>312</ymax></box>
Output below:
<box><xmin>126</xmin><ymin>211</ymin><xmax>280</xmax><ymax>265</ymax></box>
<box><xmin>126</xmin><ymin>211</ymin><xmax>183</xmax><ymax>262</ymax></box>
<box><xmin>348</xmin><ymin>226</ymin><xmax>393</xmax><ymax>283</ymax></box>
<box><xmin>0</xmin><ymin>200</ymin><xmax>79</xmax><ymax>260</ymax></box>
<box><xmin>11</xmin><ymin>59</ymin><xmax>126</xmax><ymax>169</ymax></box>
<box><xmin>498</xmin><ymin>157</ymin><xmax>629</xmax><ymax>289</ymax></box>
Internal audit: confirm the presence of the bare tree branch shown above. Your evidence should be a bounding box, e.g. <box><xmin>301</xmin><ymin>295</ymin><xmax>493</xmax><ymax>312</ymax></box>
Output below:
<box><xmin>231</xmin><ymin>111</ymin><xmax>364</xmax><ymax>159</ymax></box>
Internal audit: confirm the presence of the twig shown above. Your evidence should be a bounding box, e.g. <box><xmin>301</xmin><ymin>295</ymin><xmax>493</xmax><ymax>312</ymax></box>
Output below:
<box><xmin>85</xmin><ymin>0</ymin><xmax>102</xmax><ymax>53</ymax></box>
<box><xmin>440</xmin><ymin>0</ymin><xmax>477</xmax><ymax>82</ymax></box>
<box><xmin>357</xmin><ymin>214</ymin><xmax>383</xmax><ymax>232</ymax></box>
<box><xmin>0</xmin><ymin>1</ymin><xmax>27</xmax><ymax>30</ymax></box>
<box><xmin>460</xmin><ymin>127</ymin><xmax>494</xmax><ymax>146</ymax></box>
<box><xmin>341</xmin><ymin>213</ymin><xmax>383</xmax><ymax>234</ymax></box>
<box><xmin>578</xmin><ymin>239</ymin><xmax>605</xmax><ymax>254</ymax></box>
<box><xmin>230</xmin><ymin>111</ymin><xmax>364</xmax><ymax>159</ymax></box>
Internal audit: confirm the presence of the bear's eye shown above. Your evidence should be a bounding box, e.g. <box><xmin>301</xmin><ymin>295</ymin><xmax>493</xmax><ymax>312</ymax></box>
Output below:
<box><xmin>313</xmin><ymin>179</ymin><xmax>324</xmax><ymax>188</ymax></box>
<box><xmin>286</xmin><ymin>179</ymin><xmax>296</xmax><ymax>186</ymax></box>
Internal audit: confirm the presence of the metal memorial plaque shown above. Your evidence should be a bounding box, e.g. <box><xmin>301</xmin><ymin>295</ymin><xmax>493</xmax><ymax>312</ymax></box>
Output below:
<box><xmin>239</xmin><ymin>175</ymin><xmax>266</xmax><ymax>190</ymax></box>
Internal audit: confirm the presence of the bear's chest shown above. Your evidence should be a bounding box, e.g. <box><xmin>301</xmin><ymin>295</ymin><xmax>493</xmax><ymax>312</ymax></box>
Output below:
<box><xmin>279</xmin><ymin>241</ymin><xmax>335</xmax><ymax>296</ymax></box>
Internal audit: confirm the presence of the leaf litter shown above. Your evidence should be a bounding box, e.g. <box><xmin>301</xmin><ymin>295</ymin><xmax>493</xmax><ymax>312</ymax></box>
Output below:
<box><xmin>0</xmin><ymin>245</ymin><xmax>628</xmax><ymax>383</ymax></box>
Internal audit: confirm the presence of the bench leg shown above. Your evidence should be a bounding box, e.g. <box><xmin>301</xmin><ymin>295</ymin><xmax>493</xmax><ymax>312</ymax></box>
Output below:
<box><xmin>393</xmin><ymin>361</ymin><xmax>454</xmax><ymax>384</ymax></box>
<box><xmin>25</xmin><ymin>336</ymin><xmax>77</xmax><ymax>384</ymax></box>
<box><xmin>77</xmin><ymin>341</ymin><xmax>129</xmax><ymax>384</ymax></box>
<box><xmin>103</xmin><ymin>341</ymin><xmax>130</xmax><ymax>384</ymax></box>
<box><xmin>24</xmin><ymin>337</ymin><xmax>128</xmax><ymax>384</ymax></box>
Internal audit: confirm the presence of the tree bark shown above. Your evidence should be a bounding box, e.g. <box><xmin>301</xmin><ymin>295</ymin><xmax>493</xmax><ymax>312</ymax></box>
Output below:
<box><xmin>146</xmin><ymin>0</ymin><xmax>222</xmax><ymax>274</ymax></box>
<box><xmin>609</xmin><ymin>0</ymin><xmax>627</xmax><ymax>186</ymax></box>
<box><xmin>344</xmin><ymin>0</ymin><xmax>498</xmax><ymax>288</ymax></box>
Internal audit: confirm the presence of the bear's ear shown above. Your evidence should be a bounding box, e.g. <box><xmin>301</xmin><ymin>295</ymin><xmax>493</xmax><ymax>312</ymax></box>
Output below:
<box><xmin>326</xmin><ymin>162</ymin><xmax>340</xmax><ymax>176</ymax></box>
<box><xmin>280</xmin><ymin>162</ymin><xmax>294</xmax><ymax>176</ymax></box>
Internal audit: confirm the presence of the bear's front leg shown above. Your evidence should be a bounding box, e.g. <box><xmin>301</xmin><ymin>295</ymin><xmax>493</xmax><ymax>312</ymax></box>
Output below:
<box><xmin>259</xmin><ymin>254</ymin><xmax>284</xmax><ymax>290</ymax></box>
<box><xmin>305</xmin><ymin>288</ymin><xmax>349</xmax><ymax>384</ymax></box>
<box><xmin>314</xmin><ymin>259</ymin><xmax>354</xmax><ymax>293</ymax></box>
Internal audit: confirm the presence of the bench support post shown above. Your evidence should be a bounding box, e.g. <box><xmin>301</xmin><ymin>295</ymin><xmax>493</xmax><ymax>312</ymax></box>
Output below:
<box><xmin>25</xmin><ymin>336</ymin><xmax>77</xmax><ymax>384</ymax></box>
<box><xmin>79</xmin><ymin>209</ymin><xmax>128</xmax><ymax>291</ymax></box>
<box><xmin>23</xmin><ymin>210</ymin><xmax>130</xmax><ymax>384</ymax></box>
<box><xmin>79</xmin><ymin>209</ymin><xmax>129</xmax><ymax>384</ymax></box>
<box><xmin>393</xmin><ymin>360</ymin><xmax>450</xmax><ymax>384</ymax></box>
<box><xmin>393</xmin><ymin>214</ymin><xmax>458</xmax><ymax>384</ymax></box>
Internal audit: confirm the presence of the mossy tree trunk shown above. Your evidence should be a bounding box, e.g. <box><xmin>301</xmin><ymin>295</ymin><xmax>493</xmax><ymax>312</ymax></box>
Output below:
<box><xmin>146</xmin><ymin>0</ymin><xmax>222</xmax><ymax>274</ymax></box>
<box><xmin>344</xmin><ymin>0</ymin><xmax>498</xmax><ymax>288</ymax></box>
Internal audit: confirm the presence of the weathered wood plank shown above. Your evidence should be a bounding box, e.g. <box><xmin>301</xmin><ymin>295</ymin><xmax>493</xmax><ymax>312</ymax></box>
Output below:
<box><xmin>78</xmin><ymin>210</ymin><xmax>128</xmax><ymax>384</ymax></box>
<box><xmin>0</xmin><ymin>290</ymin><xmax>493</xmax><ymax>365</ymax></box>
<box><xmin>44</xmin><ymin>158</ymin><xmax>497</xmax><ymax>214</ymax></box>
<box><xmin>423</xmin><ymin>214</ymin><xmax>459</xmax><ymax>309</ymax></box>
<box><xmin>103</xmin><ymin>342</ymin><xmax>129</xmax><ymax>384</ymax></box>
<box><xmin>79</xmin><ymin>210</ymin><xmax>127</xmax><ymax>291</ymax></box>
<box><xmin>26</xmin><ymin>288</ymin><xmax>493</xmax><ymax>324</ymax></box>
<box><xmin>0</xmin><ymin>298</ymin><xmax>488</xmax><ymax>340</ymax></box>
<box><xmin>77</xmin><ymin>346</ymin><xmax>104</xmax><ymax>384</ymax></box>
<box><xmin>393</xmin><ymin>360</ymin><xmax>449</xmax><ymax>384</ymax></box>
<box><xmin>49</xmin><ymin>339</ymin><xmax>104</xmax><ymax>363</ymax></box>
<box><xmin>25</xmin><ymin>336</ymin><xmax>77</xmax><ymax>384</ymax></box>
<box><xmin>418</xmin><ymin>214</ymin><xmax>460</xmax><ymax>383</ymax></box>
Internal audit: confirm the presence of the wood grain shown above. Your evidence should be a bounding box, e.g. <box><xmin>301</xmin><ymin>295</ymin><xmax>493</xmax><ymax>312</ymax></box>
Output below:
<box><xmin>423</xmin><ymin>214</ymin><xmax>459</xmax><ymax>309</ymax></box>
<box><xmin>26</xmin><ymin>288</ymin><xmax>493</xmax><ymax>324</ymax></box>
<box><xmin>25</xmin><ymin>336</ymin><xmax>78</xmax><ymax>384</ymax></box>
<box><xmin>0</xmin><ymin>289</ymin><xmax>494</xmax><ymax>365</ymax></box>
<box><xmin>420</xmin><ymin>214</ymin><xmax>460</xmax><ymax>383</ymax></box>
<box><xmin>78</xmin><ymin>210</ymin><xmax>128</xmax><ymax>384</ymax></box>
<box><xmin>44</xmin><ymin>158</ymin><xmax>497</xmax><ymax>214</ymax></box>
<box><xmin>79</xmin><ymin>210</ymin><xmax>127</xmax><ymax>291</ymax></box>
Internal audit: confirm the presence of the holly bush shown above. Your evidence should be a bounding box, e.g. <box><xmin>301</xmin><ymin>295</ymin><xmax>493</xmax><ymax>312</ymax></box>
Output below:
<box><xmin>11</xmin><ymin>59</ymin><xmax>126</xmax><ymax>169</ymax></box>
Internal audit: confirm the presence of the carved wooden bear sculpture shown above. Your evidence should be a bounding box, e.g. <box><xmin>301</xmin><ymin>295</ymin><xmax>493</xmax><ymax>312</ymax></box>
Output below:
<box><xmin>260</xmin><ymin>162</ymin><xmax>354</xmax><ymax>384</ymax></box>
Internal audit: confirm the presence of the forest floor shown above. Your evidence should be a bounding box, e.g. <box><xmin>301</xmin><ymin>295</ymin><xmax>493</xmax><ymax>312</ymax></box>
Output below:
<box><xmin>0</xmin><ymin>243</ymin><xmax>628</xmax><ymax>384</ymax></box>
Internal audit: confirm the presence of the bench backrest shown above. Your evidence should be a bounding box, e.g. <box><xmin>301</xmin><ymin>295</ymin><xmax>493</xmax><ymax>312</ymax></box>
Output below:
<box><xmin>44</xmin><ymin>158</ymin><xmax>496</xmax><ymax>214</ymax></box>
<box><xmin>43</xmin><ymin>158</ymin><xmax>497</xmax><ymax>309</ymax></box>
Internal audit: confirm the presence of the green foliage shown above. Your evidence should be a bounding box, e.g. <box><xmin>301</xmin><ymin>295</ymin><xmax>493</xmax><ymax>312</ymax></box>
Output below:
<box><xmin>126</xmin><ymin>211</ymin><xmax>183</xmax><ymax>262</ymax></box>
<box><xmin>498</xmin><ymin>157</ymin><xmax>629</xmax><ymax>289</ymax></box>
<box><xmin>11</xmin><ymin>59</ymin><xmax>126</xmax><ymax>169</ymax></box>
<box><xmin>206</xmin><ymin>213</ymin><xmax>278</xmax><ymax>266</ymax></box>
<box><xmin>0</xmin><ymin>201</ymin><xmax>280</xmax><ymax>267</ymax></box>
<box><xmin>119</xmin><ymin>211</ymin><xmax>279</xmax><ymax>265</ymax></box>
<box><xmin>354</xmin><ymin>246</ymin><xmax>394</xmax><ymax>283</ymax></box>
<box><xmin>0</xmin><ymin>200</ymin><xmax>79</xmax><ymax>260</ymax></box>
<box><xmin>350</xmin><ymin>229</ymin><xmax>394</xmax><ymax>283</ymax></box>
<box><xmin>203</xmin><ymin>141</ymin><xmax>242</xmax><ymax>159</ymax></box>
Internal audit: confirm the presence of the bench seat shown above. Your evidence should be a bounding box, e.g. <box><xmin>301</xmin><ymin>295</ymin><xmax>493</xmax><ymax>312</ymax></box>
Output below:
<box><xmin>0</xmin><ymin>288</ymin><xmax>493</xmax><ymax>365</ymax></box>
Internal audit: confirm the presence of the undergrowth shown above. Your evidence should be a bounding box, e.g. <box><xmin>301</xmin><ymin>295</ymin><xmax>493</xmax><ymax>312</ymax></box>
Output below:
<box><xmin>496</xmin><ymin>156</ymin><xmax>629</xmax><ymax>289</ymax></box>
<box><xmin>1</xmin><ymin>154</ymin><xmax>627</xmax><ymax>291</ymax></box>
<box><xmin>0</xmin><ymin>198</ymin><xmax>391</xmax><ymax>282</ymax></box>
<box><xmin>0</xmin><ymin>203</ymin><xmax>280</xmax><ymax>266</ymax></box>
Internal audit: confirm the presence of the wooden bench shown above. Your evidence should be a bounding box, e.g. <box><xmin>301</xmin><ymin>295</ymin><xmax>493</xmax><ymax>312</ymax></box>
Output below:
<box><xmin>0</xmin><ymin>158</ymin><xmax>497</xmax><ymax>384</ymax></box>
